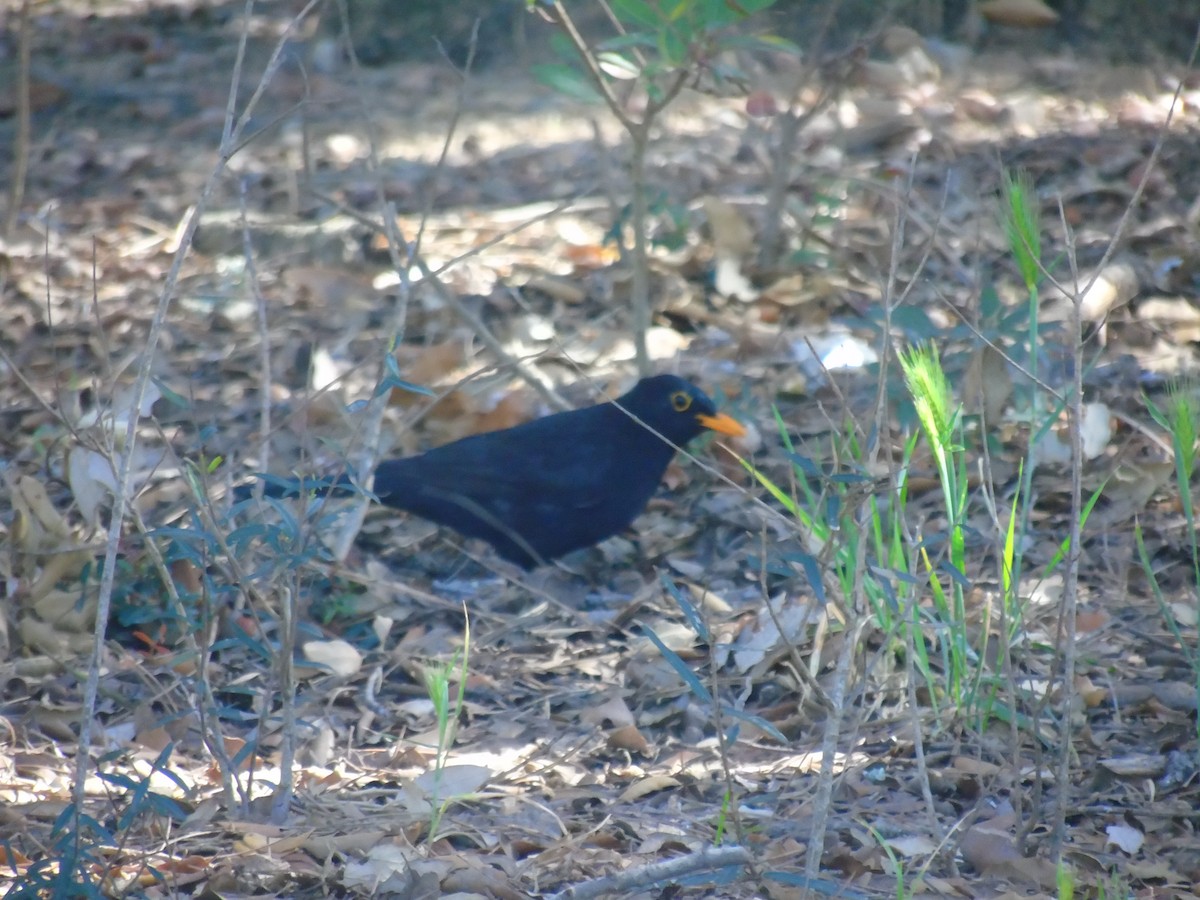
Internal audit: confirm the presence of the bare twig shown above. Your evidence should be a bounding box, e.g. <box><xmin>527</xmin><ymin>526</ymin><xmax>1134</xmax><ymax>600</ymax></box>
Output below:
<box><xmin>756</xmin><ymin>0</ymin><xmax>845</xmax><ymax>266</ymax></box>
<box><xmin>2</xmin><ymin>0</ymin><xmax>31</xmax><ymax>238</ymax></box>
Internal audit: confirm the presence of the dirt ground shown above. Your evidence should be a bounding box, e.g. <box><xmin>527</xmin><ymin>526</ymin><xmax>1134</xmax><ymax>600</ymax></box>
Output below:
<box><xmin>2</xmin><ymin>2</ymin><xmax>1200</xmax><ymax>897</ymax></box>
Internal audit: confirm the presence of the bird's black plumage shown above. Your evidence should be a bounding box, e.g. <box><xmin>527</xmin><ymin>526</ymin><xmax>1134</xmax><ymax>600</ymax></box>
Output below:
<box><xmin>256</xmin><ymin>374</ymin><xmax>744</xmax><ymax>568</ymax></box>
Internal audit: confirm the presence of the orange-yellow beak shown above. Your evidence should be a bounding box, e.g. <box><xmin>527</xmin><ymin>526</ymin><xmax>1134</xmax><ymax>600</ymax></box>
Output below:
<box><xmin>697</xmin><ymin>412</ymin><xmax>746</xmax><ymax>437</ymax></box>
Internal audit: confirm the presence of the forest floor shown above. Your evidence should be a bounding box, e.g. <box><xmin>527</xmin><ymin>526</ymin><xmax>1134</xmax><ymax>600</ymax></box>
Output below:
<box><xmin>2</xmin><ymin>2</ymin><xmax>1200</xmax><ymax>897</ymax></box>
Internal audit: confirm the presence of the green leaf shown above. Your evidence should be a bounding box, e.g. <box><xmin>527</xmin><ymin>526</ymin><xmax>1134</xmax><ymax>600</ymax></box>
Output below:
<box><xmin>549</xmin><ymin>31</ymin><xmax>580</xmax><ymax>61</ymax></box>
<box><xmin>666</xmin><ymin>0</ymin><xmax>694</xmax><ymax>22</ymax></box>
<box><xmin>598</xmin><ymin>32</ymin><xmax>659</xmax><ymax>52</ymax></box>
<box><xmin>531</xmin><ymin>63</ymin><xmax>603</xmax><ymax>102</ymax></box>
<box><xmin>611</xmin><ymin>0</ymin><xmax>663</xmax><ymax>29</ymax></box>
<box><xmin>695</xmin><ymin>0</ymin><xmax>742</xmax><ymax>27</ymax></box>
<box><xmin>657</xmin><ymin>24</ymin><xmax>689</xmax><ymax>67</ymax></box>
<box><xmin>152</xmin><ymin>376</ymin><xmax>190</xmax><ymax>410</ymax></box>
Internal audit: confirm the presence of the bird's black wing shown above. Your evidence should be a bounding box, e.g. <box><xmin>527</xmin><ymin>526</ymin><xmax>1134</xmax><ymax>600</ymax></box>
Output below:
<box><xmin>371</xmin><ymin>409</ymin><xmax>635</xmax><ymax>565</ymax></box>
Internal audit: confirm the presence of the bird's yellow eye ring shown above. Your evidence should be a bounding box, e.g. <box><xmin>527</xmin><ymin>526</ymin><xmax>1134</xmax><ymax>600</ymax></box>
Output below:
<box><xmin>670</xmin><ymin>391</ymin><xmax>692</xmax><ymax>412</ymax></box>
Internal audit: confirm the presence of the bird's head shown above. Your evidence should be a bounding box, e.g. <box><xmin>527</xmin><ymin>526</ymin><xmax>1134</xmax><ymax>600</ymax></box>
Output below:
<box><xmin>615</xmin><ymin>374</ymin><xmax>746</xmax><ymax>446</ymax></box>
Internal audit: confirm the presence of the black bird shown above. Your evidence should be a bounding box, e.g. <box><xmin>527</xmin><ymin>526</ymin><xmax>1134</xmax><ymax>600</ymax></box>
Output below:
<box><xmin>255</xmin><ymin>374</ymin><xmax>745</xmax><ymax>568</ymax></box>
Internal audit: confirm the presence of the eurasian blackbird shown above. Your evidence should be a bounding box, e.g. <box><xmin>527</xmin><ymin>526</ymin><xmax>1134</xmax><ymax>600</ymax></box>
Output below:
<box><xmin>256</xmin><ymin>374</ymin><xmax>745</xmax><ymax>568</ymax></box>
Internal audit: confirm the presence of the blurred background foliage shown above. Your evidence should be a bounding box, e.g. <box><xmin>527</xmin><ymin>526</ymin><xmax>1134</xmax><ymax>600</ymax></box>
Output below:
<box><xmin>329</xmin><ymin>0</ymin><xmax>1200</xmax><ymax>69</ymax></box>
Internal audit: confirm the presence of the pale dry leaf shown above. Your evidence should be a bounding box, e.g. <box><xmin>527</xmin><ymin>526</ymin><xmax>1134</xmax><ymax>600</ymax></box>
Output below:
<box><xmin>468</xmin><ymin>391</ymin><xmax>534</xmax><ymax>436</ymax></box>
<box><xmin>580</xmin><ymin>695</ymin><xmax>636</xmax><ymax>728</ymax></box>
<box><xmin>1074</xmin><ymin>673</ymin><xmax>1108</xmax><ymax>707</ymax></box>
<box><xmin>713</xmin><ymin>255</ymin><xmax>758</xmax><ymax>302</ymax></box>
<box><xmin>758</xmin><ymin>273</ymin><xmax>810</xmax><ymax>307</ymax></box>
<box><xmin>1170</xmin><ymin>601</ymin><xmax>1198</xmax><ymax>627</ymax></box>
<box><xmin>373</xmin><ymin>615</ymin><xmax>395</xmax><ymax>646</ymax></box>
<box><xmin>410</xmin><ymin>764</ymin><xmax>491</xmax><ymax>806</ymax></box>
<box><xmin>731</xmin><ymin>595</ymin><xmax>821</xmax><ymax>672</ymax></box>
<box><xmin>1079</xmin><ymin>403</ymin><xmax>1113</xmax><ymax>459</ymax></box>
<box><xmin>1099</xmin><ymin>753</ymin><xmax>1167</xmax><ymax>778</ymax></box>
<box><xmin>67</xmin><ymin>446</ymin><xmax>119</xmax><ymax>524</ymax></box>
<box><xmin>618</xmin><ymin>774</ymin><xmax>679</xmax><ymax>802</ymax></box>
<box><xmin>341</xmin><ymin>843</ymin><xmax>419</xmax><ymax>893</ymax></box>
<box><xmin>302</xmin><ymin>639</ymin><xmax>363</xmax><ymax>677</ymax></box>
<box><xmin>77</xmin><ymin>381</ymin><xmax>161</xmax><ymax>446</ymax></box>
<box><xmin>309</xmin><ymin>347</ymin><xmax>341</xmax><ymax>393</ymax></box>
<box><xmin>885</xmin><ymin>834</ymin><xmax>937</xmax><ymax>857</ymax></box>
<box><xmin>1105</xmin><ymin>822</ymin><xmax>1144</xmax><ymax>854</ymax></box>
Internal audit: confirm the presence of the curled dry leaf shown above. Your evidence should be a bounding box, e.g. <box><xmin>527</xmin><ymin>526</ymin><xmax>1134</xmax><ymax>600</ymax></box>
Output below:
<box><xmin>22</xmin><ymin>549</ymin><xmax>94</xmax><ymax>604</ymax></box>
<box><xmin>32</xmin><ymin>588</ymin><xmax>97</xmax><ymax>634</ymax></box>
<box><xmin>1081</xmin><ymin>262</ymin><xmax>1139</xmax><ymax>321</ymax></box>
<box><xmin>11</xmin><ymin>475</ymin><xmax>72</xmax><ymax>552</ymax></box>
